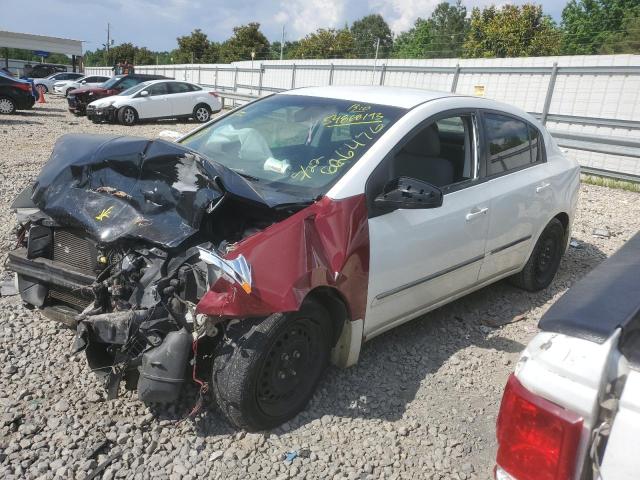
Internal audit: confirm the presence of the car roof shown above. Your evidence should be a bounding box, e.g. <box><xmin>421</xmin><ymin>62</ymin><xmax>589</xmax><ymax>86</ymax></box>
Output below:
<box><xmin>281</xmin><ymin>86</ymin><xmax>462</xmax><ymax>109</ymax></box>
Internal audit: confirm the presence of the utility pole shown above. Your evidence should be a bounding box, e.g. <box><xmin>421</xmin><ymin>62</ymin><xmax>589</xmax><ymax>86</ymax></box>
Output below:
<box><xmin>372</xmin><ymin>37</ymin><xmax>380</xmax><ymax>84</ymax></box>
<box><xmin>280</xmin><ymin>25</ymin><xmax>285</xmax><ymax>60</ymax></box>
<box><xmin>107</xmin><ymin>23</ymin><xmax>111</xmax><ymax>56</ymax></box>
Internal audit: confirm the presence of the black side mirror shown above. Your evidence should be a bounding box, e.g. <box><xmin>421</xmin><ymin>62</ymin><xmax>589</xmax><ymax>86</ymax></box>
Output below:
<box><xmin>374</xmin><ymin>176</ymin><xmax>443</xmax><ymax>210</ymax></box>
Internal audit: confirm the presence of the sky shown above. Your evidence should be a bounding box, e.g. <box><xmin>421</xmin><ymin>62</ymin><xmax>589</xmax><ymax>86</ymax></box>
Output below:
<box><xmin>1</xmin><ymin>0</ymin><xmax>569</xmax><ymax>53</ymax></box>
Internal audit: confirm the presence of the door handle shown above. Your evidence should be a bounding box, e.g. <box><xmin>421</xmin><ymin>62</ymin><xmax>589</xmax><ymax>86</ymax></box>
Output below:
<box><xmin>465</xmin><ymin>207</ymin><xmax>488</xmax><ymax>221</ymax></box>
<box><xmin>536</xmin><ymin>182</ymin><xmax>551</xmax><ymax>193</ymax></box>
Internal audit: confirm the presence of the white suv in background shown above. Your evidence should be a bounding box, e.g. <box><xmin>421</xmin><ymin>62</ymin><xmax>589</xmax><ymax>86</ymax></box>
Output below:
<box><xmin>86</xmin><ymin>79</ymin><xmax>222</xmax><ymax>125</ymax></box>
<box><xmin>53</xmin><ymin>75</ymin><xmax>110</xmax><ymax>97</ymax></box>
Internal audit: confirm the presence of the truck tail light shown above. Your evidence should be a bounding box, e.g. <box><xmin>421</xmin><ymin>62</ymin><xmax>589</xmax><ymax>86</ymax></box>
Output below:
<box><xmin>495</xmin><ymin>374</ymin><xmax>583</xmax><ymax>480</ymax></box>
<box><xmin>209</xmin><ymin>91</ymin><xmax>219</xmax><ymax>98</ymax></box>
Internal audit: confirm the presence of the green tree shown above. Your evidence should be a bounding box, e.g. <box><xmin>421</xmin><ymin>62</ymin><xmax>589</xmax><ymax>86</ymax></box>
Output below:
<box><xmin>427</xmin><ymin>1</ymin><xmax>468</xmax><ymax>58</ymax></box>
<box><xmin>599</xmin><ymin>6</ymin><xmax>640</xmax><ymax>53</ymax></box>
<box><xmin>350</xmin><ymin>14</ymin><xmax>393</xmax><ymax>58</ymax></box>
<box><xmin>219</xmin><ymin>23</ymin><xmax>270</xmax><ymax>62</ymax></box>
<box><xmin>463</xmin><ymin>4</ymin><xmax>562</xmax><ymax>58</ymax></box>
<box><xmin>392</xmin><ymin>19</ymin><xmax>433</xmax><ymax>58</ymax></box>
<box><xmin>561</xmin><ymin>0</ymin><xmax>640</xmax><ymax>54</ymax></box>
<box><xmin>106</xmin><ymin>42</ymin><xmax>137</xmax><ymax>65</ymax></box>
<box><xmin>289</xmin><ymin>28</ymin><xmax>355</xmax><ymax>59</ymax></box>
<box><xmin>175</xmin><ymin>29</ymin><xmax>219</xmax><ymax>63</ymax></box>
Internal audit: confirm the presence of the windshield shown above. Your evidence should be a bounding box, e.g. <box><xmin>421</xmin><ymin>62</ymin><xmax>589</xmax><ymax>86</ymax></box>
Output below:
<box><xmin>101</xmin><ymin>76</ymin><xmax>121</xmax><ymax>89</ymax></box>
<box><xmin>180</xmin><ymin>94</ymin><xmax>405</xmax><ymax>198</ymax></box>
<box><xmin>119</xmin><ymin>82</ymin><xmax>150</xmax><ymax>96</ymax></box>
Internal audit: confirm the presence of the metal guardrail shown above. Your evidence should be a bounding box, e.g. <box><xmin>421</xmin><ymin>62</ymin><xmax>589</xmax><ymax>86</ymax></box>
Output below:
<box><xmin>108</xmin><ymin>61</ymin><xmax>640</xmax><ymax>182</ymax></box>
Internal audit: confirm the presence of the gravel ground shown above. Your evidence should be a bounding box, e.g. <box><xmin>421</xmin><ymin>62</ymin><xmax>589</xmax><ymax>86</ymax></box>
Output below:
<box><xmin>1</xmin><ymin>96</ymin><xmax>640</xmax><ymax>480</ymax></box>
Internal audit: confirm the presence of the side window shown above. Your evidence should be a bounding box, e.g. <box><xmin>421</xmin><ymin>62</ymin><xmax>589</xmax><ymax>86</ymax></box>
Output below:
<box><xmin>484</xmin><ymin>113</ymin><xmax>534</xmax><ymax>176</ymax></box>
<box><xmin>148</xmin><ymin>82</ymin><xmax>168</xmax><ymax>96</ymax></box>
<box><xmin>390</xmin><ymin>115</ymin><xmax>475</xmax><ymax>188</ymax></box>
<box><xmin>167</xmin><ymin>82</ymin><xmax>192</xmax><ymax>94</ymax></box>
<box><xmin>118</xmin><ymin>78</ymin><xmax>138</xmax><ymax>89</ymax></box>
<box><xmin>188</xmin><ymin>83</ymin><xmax>202</xmax><ymax>91</ymax></box>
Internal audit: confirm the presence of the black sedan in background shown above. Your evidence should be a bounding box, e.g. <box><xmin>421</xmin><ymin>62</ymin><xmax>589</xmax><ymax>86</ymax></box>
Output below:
<box><xmin>0</xmin><ymin>70</ymin><xmax>36</xmax><ymax>114</ymax></box>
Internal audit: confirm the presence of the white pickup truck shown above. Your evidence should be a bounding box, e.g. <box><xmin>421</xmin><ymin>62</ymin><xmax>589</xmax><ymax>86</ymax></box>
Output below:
<box><xmin>494</xmin><ymin>231</ymin><xmax>640</xmax><ymax>480</ymax></box>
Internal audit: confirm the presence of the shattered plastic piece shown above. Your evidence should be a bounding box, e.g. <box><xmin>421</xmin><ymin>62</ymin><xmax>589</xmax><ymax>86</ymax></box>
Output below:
<box><xmin>282</xmin><ymin>451</ymin><xmax>299</xmax><ymax>464</ymax></box>
<box><xmin>197</xmin><ymin>247</ymin><xmax>252</xmax><ymax>294</ymax></box>
<box><xmin>0</xmin><ymin>278</ymin><xmax>18</xmax><ymax>297</ymax></box>
<box><xmin>569</xmin><ymin>238</ymin><xmax>582</xmax><ymax>249</ymax></box>
<box><xmin>592</xmin><ymin>228</ymin><xmax>611</xmax><ymax>239</ymax></box>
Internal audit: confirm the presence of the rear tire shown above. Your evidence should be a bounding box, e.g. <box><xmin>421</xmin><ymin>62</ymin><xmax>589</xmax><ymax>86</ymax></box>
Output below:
<box><xmin>0</xmin><ymin>96</ymin><xmax>16</xmax><ymax>114</ymax></box>
<box><xmin>193</xmin><ymin>103</ymin><xmax>211</xmax><ymax>123</ymax></box>
<box><xmin>510</xmin><ymin>218</ymin><xmax>564</xmax><ymax>292</ymax></box>
<box><xmin>212</xmin><ymin>299</ymin><xmax>332</xmax><ymax>431</ymax></box>
<box><xmin>118</xmin><ymin>106</ymin><xmax>138</xmax><ymax>126</ymax></box>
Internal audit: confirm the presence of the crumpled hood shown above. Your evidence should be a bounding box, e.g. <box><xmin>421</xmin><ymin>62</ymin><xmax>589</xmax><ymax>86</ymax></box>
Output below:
<box><xmin>30</xmin><ymin>134</ymin><xmax>278</xmax><ymax>248</ymax></box>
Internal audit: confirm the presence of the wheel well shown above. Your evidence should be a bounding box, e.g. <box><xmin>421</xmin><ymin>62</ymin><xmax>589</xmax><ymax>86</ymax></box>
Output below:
<box><xmin>554</xmin><ymin>212</ymin><xmax>570</xmax><ymax>246</ymax></box>
<box><xmin>194</xmin><ymin>102</ymin><xmax>211</xmax><ymax>111</ymax></box>
<box><xmin>304</xmin><ymin>287</ymin><xmax>350</xmax><ymax>346</ymax></box>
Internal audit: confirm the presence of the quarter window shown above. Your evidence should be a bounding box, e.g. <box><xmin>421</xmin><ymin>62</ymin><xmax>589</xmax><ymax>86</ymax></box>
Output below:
<box><xmin>484</xmin><ymin>113</ymin><xmax>541</xmax><ymax>176</ymax></box>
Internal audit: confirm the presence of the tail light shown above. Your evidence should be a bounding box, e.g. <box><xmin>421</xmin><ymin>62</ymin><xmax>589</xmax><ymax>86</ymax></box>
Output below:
<box><xmin>495</xmin><ymin>374</ymin><xmax>583</xmax><ymax>480</ymax></box>
<box><xmin>209</xmin><ymin>91</ymin><xmax>219</xmax><ymax>98</ymax></box>
<box><xmin>15</xmin><ymin>83</ymin><xmax>32</xmax><ymax>92</ymax></box>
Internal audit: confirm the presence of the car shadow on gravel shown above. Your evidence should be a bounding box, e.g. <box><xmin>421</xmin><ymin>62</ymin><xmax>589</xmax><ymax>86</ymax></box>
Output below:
<box><xmin>1</xmin><ymin>119</ymin><xmax>44</xmax><ymax>125</ymax></box>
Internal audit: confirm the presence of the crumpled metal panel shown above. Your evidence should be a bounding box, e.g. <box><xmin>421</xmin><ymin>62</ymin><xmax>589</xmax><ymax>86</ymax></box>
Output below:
<box><xmin>196</xmin><ymin>194</ymin><xmax>369</xmax><ymax>321</ymax></box>
<box><xmin>28</xmin><ymin>134</ymin><xmax>292</xmax><ymax>249</ymax></box>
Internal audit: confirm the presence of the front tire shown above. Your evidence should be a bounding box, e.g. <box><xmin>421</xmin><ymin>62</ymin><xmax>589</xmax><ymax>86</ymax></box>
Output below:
<box><xmin>0</xmin><ymin>96</ymin><xmax>16</xmax><ymax>114</ymax></box>
<box><xmin>118</xmin><ymin>106</ymin><xmax>138</xmax><ymax>126</ymax></box>
<box><xmin>36</xmin><ymin>84</ymin><xmax>47</xmax><ymax>94</ymax></box>
<box><xmin>212</xmin><ymin>299</ymin><xmax>332</xmax><ymax>431</ymax></box>
<box><xmin>193</xmin><ymin>103</ymin><xmax>211</xmax><ymax>123</ymax></box>
<box><xmin>510</xmin><ymin>218</ymin><xmax>564</xmax><ymax>292</ymax></box>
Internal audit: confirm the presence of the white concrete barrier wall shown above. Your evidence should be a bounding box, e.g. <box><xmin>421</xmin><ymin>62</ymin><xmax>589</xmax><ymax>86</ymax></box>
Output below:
<box><xmin>86</xmin><ymin>54</ymin><xmax>640</xmax><ymax>176</ymax></box>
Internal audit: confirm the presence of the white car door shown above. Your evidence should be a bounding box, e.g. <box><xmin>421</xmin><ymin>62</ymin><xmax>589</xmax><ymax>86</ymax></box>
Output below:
<box><xmin>364</xmin><ymin>112</ymin><xmax>492</xmax><ymax>338</ymax></box>
<box><xmin>166</xmin><ymin>82</ymin><xmax>197</xmax><ymax>116</ymax></box>
<box><xmin>477</xmin><ymin>112</ymin><xmax>556</xmax><ymax>281</ymax></box>
<box><xmin>134</xmin><ymin>82</ymin><xmax>172</xmax><ymax>119</ymax></box>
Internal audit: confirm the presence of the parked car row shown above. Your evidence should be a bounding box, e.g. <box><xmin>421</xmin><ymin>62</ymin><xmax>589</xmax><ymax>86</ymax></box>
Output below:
<box><xmin>0</xmin><ymin>70</ymin><xmax>223</xmax><ymax>124</ymax></box>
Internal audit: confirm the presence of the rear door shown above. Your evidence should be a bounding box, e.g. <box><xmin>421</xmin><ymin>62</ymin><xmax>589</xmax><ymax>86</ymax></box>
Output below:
<box><xmin>477</xmin><ymin>112</ymin><xmax>554</xmax><ymax>281</ymax></box>
<box><xmin>167</xmin><ymin>82</ymin><xmax>197</xmax><ymax>116</ymax></box>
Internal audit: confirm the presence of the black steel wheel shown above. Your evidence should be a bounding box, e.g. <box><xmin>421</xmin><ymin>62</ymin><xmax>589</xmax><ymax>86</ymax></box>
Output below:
<box><xmin>212</xmin><ymin>299</ymin><xmax>332</xmax><ymax>431</ymax></box>
<box><xmin>510</xmin><ymin>218</ymin><xmax>564</xmax><ymax>292</ymax></box>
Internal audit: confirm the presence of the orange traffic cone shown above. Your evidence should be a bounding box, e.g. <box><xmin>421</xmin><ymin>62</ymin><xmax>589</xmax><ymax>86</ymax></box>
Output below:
<box><xmin>37</xmin><ymin>88</ymin><xmax>46</xmax><ymax>104</ymax></box>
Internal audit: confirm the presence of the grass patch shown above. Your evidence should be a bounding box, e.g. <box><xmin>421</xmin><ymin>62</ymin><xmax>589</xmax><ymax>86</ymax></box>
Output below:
<box><xmin>581</xmin><ymin>175</ymin><xmax>640</xmax><ymax>193</ymax></box>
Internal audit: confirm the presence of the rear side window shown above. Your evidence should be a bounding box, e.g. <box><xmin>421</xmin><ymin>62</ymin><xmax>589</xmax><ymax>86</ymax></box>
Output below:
<box><xmin>168</xmin><ymin>82</ymin><xmax>192</xmax><ymax>94</ymax></box>
<box><xmin>484</xmin><ymin>113</ymin><xmax>541</xmax><ymax>176</ymax></box>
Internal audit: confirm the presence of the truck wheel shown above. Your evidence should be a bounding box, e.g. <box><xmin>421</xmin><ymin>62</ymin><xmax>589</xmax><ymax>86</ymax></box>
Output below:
<box><xmin>193</xmin><ymin>104</ymin><xmax>211</xmax><ymax>123</ymax></box>
<box><xmin>212</xmin><ymin>299</ymin><xmax>332</xmax><ymax>431</ymax></box>
<box><xmin>510</xmin><ymin>218</ymin><xmax>564</xmax><ymax>292</ymax></box>
<box><xmin>118</xmin><ymin>106</ymin><xmax>138</xmax><ymax>126</ymax></box>
<box><xmin>0</xmin><ymin>96</ymin><xmax>16</xmax><ymax>114</ymax></box>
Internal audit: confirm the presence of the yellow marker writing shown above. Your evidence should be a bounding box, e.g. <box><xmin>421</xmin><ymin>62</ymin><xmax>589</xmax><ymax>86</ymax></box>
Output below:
<box><xmin>95</xmin><ymin>206</ymin><xmax>114</xmax><ymax>221</ymax></box>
